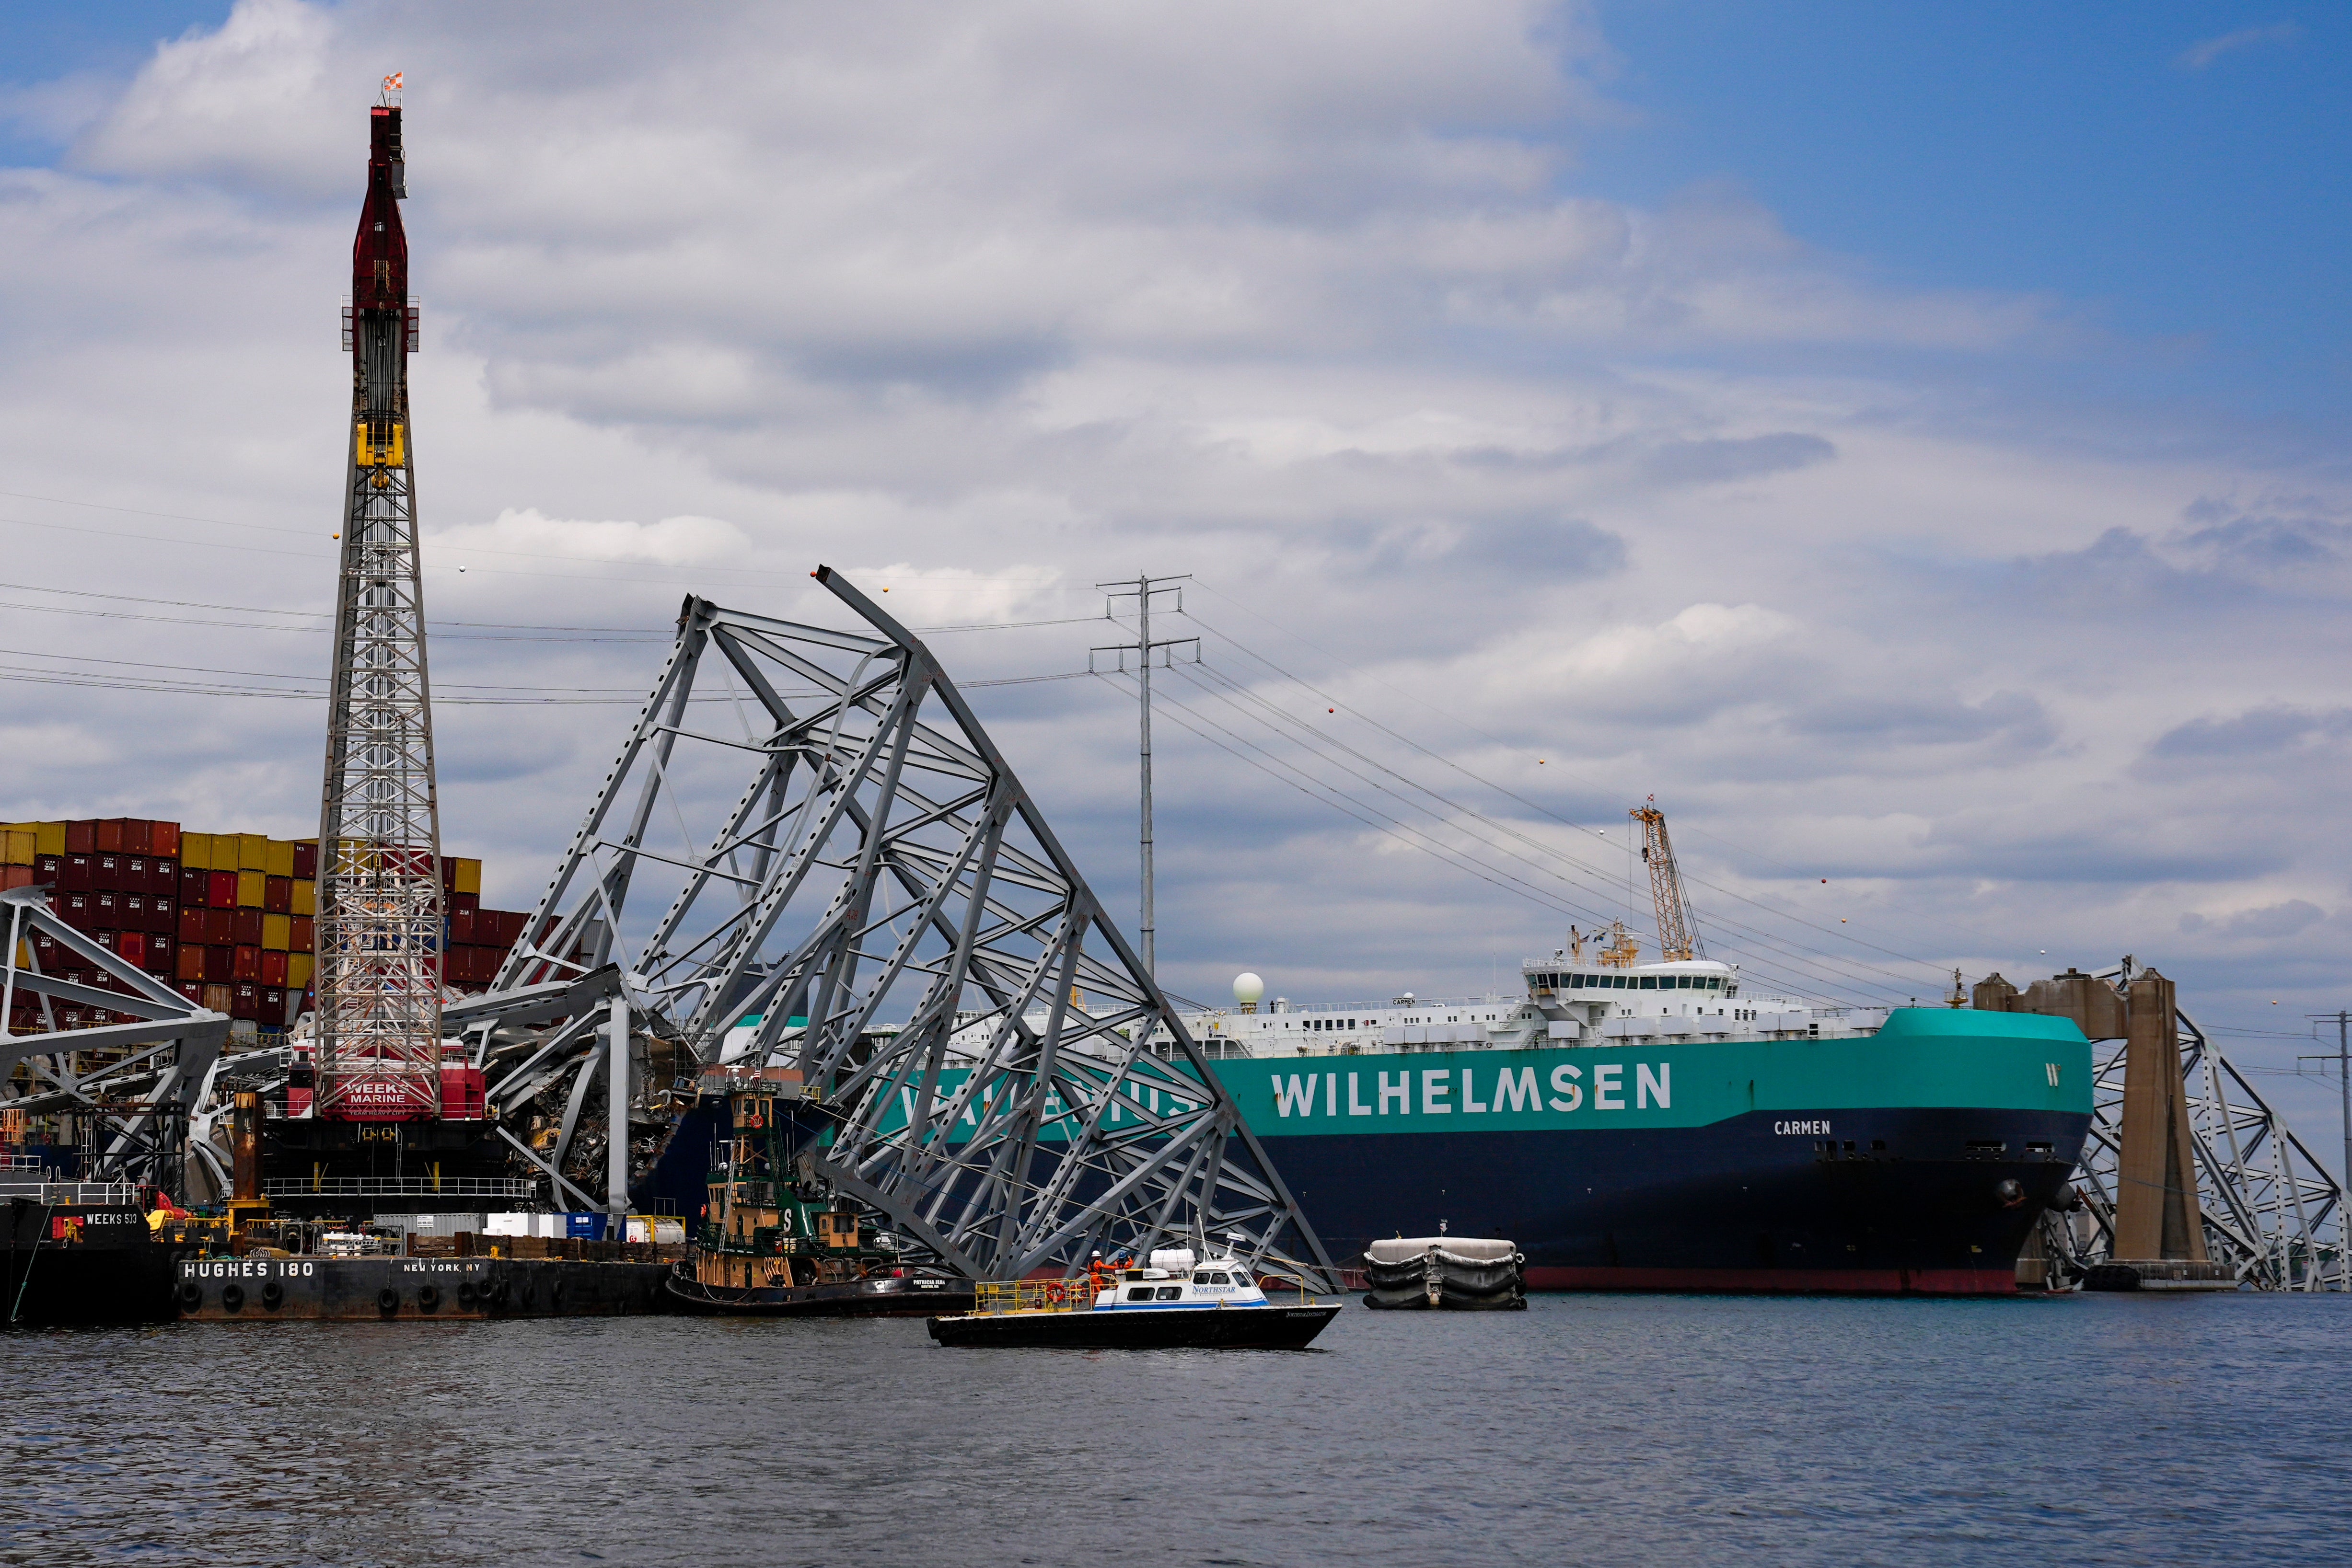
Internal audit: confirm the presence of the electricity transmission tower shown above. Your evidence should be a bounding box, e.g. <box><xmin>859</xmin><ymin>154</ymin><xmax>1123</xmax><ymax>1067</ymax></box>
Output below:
<box><xmin>316</xmin><ymin>84</ymin><xmax>444</xmax><ymax>1120</ymax></box>
<box><xmin>1091</xmin><ymin>575</ymin><xmax>1195</xmax><ymax>977</ymax></box>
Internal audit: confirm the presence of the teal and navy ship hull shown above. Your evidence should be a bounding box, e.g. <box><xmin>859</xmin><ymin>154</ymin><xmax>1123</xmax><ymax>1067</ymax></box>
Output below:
<box><xmin>1208</xmin><ymin>1009</ymin><xmax>2093</xmax><ymax>1295</ymax></box>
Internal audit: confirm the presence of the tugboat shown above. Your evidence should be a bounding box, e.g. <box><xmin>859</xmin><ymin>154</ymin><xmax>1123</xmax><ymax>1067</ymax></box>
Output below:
<box><xmin>2</xmin><ymin>1164</ymin><xmax>192</xmax><ymax>1327</ymax></box>
<box><xmin>666</xmin><ymin>1068</ymin><xmax>973</xmax><ymax>1317</ymax></box>
<box><xmin>926</xmin><ymin>1240</ymin><xmax>1341</xmax><ymax>1349</ymax></box>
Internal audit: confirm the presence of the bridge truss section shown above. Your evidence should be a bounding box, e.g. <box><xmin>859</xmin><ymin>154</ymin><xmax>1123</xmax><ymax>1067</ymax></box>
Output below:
<box><xmin>0</xmin><ymin>887</ymin><xmax>232</xmax><ymax>1192</ymax></box>
<box><xmin>486</xmin><ymin>571</ymin><xmax>1337</xmax><ymax>1286</ymax></box>
<box><xmin>2045</xmin><ymin>974</ymin><xmax>2346</xmax><ymax>1291</ymax></box>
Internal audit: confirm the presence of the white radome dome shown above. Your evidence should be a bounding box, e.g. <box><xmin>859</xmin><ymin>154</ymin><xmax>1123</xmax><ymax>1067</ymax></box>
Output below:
<box><xmin>1232</xmin><ymin>972</ymin><xmax>1265</xmax><ymax>1005</ymax></box>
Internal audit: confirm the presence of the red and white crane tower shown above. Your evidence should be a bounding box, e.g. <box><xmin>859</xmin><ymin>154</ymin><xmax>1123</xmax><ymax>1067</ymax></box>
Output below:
<box><xmin>314</xmin><ymin>78</ymin><xmax>445</xmax><ymax>1119</ymax></box>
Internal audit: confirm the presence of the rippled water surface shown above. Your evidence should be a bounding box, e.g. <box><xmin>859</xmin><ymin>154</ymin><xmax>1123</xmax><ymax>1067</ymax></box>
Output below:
<box><xmin>5</xmin><ymin>1291</ymin><xmax>2346</xmax><ymax>1566</ymax></box>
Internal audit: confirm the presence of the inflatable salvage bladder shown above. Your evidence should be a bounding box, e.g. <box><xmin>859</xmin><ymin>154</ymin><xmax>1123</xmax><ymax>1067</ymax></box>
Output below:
<box><xmin>1362</xmin><ymin>1235</ymin><xmax>1526</xmax><ymax>1310</ymax></box>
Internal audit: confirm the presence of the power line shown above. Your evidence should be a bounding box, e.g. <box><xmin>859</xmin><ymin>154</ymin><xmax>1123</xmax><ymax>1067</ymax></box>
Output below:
<box><xmin>1185</xmin><ymin>580</ymin><xmax>1975</xmax><ymax>982</ymax></box>
<box><xmin>1159</xmin><ymin>614</ymin><xmax>1943</xmax><ymax>999</ymax></box>
<box><xmin>1165</xmin><ymin>662</ymin><xmax>1899</xmax><ymax>1004</ymax></box>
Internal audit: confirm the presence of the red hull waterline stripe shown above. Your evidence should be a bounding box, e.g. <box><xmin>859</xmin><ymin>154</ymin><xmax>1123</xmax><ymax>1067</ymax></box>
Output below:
<box><xmin>1523</xmin><ymin>1266</ymin><xmax>2019</xmax><ymax>1296</ymax></box>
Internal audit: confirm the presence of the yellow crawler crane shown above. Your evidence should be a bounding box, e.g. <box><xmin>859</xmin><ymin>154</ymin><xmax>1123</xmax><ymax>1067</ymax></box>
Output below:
<box><xmin>1630</xmin><ymin>801</ymin><xmax>1705</xmax><ymax>964</ymax></box>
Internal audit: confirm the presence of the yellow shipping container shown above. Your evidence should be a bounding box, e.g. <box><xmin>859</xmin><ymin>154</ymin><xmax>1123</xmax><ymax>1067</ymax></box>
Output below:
<box><xmin>265</xmin><ymin>839</ymin><xmax>296</xmax><ymax>878</ymax></box>
<box><xmin>236</xmin><ymin>870</ymin><xmax>266</xmax><ymax>908</ymax></box>
<box><xmin>287</xmin><ymin>952</ymin><xmax>314</xmax><ymax>991</ymax></box>
<box><xmin>261</xmin><ymin>913</ymin><xmax>291</xmax><ymax>952</ymax></box>
<box><xmin>179</xmin><ymin>831</ymin><xmax>211</xmax><ymax>870</ymax></box>
<box><xmin>291</xmin><ymin>878</ymin><xmax>315</xmax><ymax>916</ymax></box>
<box><xmin>35</xmin><ymin>822</ymin><xmax>66</xmax><ymax>857</ymax></box>
<box><xmin>453</xmin><ymin>857</ymin><xmax>482</xmax><ymax>895</ymax></box>
<box><xmin>237</xmin><ymin>833</ymin><xmax>269</xmax><ymax>872</ymax></box>
<box><xmin>0</xmin><ymin>829</ymin><xmax>34</xmax><ymax>866</ymax></box>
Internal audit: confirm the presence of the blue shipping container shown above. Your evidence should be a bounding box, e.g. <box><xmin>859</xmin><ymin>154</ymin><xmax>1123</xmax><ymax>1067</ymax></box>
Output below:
<box><xmin>563</xmin><ymin>1211</ymin><xmax>609</xmax><ymax>1240</ymax></box>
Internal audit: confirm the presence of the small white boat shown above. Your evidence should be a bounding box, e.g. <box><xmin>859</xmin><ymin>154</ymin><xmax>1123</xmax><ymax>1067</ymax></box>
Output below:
<box><xmin>928</xmin><ymin>1242</ymin><xmax>1340</xmax><ymax>1349</ymax></box>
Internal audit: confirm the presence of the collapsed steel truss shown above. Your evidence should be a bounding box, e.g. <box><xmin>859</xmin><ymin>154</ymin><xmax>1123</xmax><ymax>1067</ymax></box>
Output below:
<box><xmin>483</xmin><ymin>572</ymin><xmax>1336</xmax><ymax>1284</ymax></box>
<box><xmin>2042</xmin><ymin>973</ymin><xmax>2347</xmax><ymax>1291</ymax></box>
<box><xmin>0</xmin><ymin>887</ymin><xmax>231</xmax><ymax>1191</ymax></box>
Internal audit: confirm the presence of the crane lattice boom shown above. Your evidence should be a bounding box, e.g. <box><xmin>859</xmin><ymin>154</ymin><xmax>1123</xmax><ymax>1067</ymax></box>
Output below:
<box><xmin>1631</xmin><ymin>804</ymin><xmax>1705</xmax><ymax>964</ymax></box>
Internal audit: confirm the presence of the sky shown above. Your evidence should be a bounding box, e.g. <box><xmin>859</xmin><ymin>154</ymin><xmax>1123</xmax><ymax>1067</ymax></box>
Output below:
<box><xmin>0</xmin><ymin>2</ymin><xmax>2347</xmax><ymax>1142</ymax></box>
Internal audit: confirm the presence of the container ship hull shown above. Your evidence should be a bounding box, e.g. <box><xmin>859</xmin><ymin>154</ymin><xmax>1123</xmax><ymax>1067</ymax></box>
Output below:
<box><xmin>1206</xmin><ymin>1011</ymin><xmax>2094</xmax><ymax>1296</ymax></box>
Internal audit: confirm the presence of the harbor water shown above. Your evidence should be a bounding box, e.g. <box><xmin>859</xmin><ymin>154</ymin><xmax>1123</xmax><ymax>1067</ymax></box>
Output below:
<box><xmin>4</xmin><ymin>1291</ymin><xmax>2346</xmax><ymax>1566</ymax></box>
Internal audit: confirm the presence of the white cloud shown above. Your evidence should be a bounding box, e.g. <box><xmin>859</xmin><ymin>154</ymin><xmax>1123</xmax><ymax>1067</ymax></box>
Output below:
<box><xmin>427</xmin><ymin>508</ymin><xmax>749</xmax><ymax>568</ymax></box>
<box><xmin>2178</xmin><ymin>23</ymin><xmax>2301</xmax><ymax>71</ymax></box>
<box><xmin>0</xmin><ymin>0</ymin><xmax>2344</xmax><ymax>1070</ymax></box>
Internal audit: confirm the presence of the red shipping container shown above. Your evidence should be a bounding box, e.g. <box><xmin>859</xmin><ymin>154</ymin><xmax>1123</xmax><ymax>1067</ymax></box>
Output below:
<box><xmin>124</xmin><ymin>855</ymin><xmax>149</xmax><ymax>889</ymax></box>
<box><xmin>93</xmin><ymin>929</ymin><xmax>119</xmax><ymax>955</ymax></box>
<box><xmin>64</xmin><ymin>820</ymin><xmax>95</xmax><ymax>854</ymax></box>
<box><xmin>291</xmin><ymin>840</ymin><xmax>317</xmax><ymax>878</ymax></box>
<box><xmin>449</xmin><ymin>907</ymin><xmax>475</xmax><ymax>944</ymax></box>
<box><xmin>450</xmin><ymin>890</ymin><xmax>479</xmax><ymax>916</ymax></box>
<box><xmin>59</xmin><ymin>892</ymin><xmax>93</xmax><ymax>931</ymax></box>
<box><xmin>149</xmin><ymin>894</ymin><xmax>175</xmax><ymax>933</ymax></box>
<box><xmin>261</xmin><ymin>986</ymin><xmax>287</xmax><ymax>1023</ymax></box>
<box><xmin>122</xmin><ymin>894</ymin><xmax>147</xmax><ymax>930</ymax></box>
<box><xmin>230</xmin><ymin>908</ymin><xmax>263</xmax><ymax>945</ymax></box>
<box><xmin>30</xmin><ymin>933</ymin><xmax>59</xmax><ymax>968</ymax></box>
<box><xmin>62</xmin><ymin>854</ymin><xmax>93</xmax><ymax>891</ymax></box>
<box><xmin>145</xmin><ymin>932</ymin><xmax>174</xmax><ymax>973</ymax></box>
<box><xmin>231</xmin><ymin>982</ymin><xmax>260</xmax><ymax>1021</ymax></box>
<box><xmin>117</xmin><ymin>932</ymin><xmax>146</xmax><ymax>968</ymax></box>
<box><xmin>93</xmin><ymin>853</ymin><xmax>123</xmax><ymax>889</ymax></box>
<box><xmin>258</xmin><ymin>949</ymin><xmax>287</xmax><ymax>987</ymax></box>
<box><xmin>124</xmin><ymin>819</ymin><xmax>152</xmax><ymax>855</ymax></box>
<box><xmin>35</xmin><ymin>852</ymin><xmax>61</xmax><ymax>885</ymax></box>
<box><xmin>181</xmin><ymin>865</ymin><xmax>208</xmax><ymax>906</ymax></box>
<box><xmin>175</xmin><ymin>945</ymin><xmax>204</xmax><ymax>982</ymax></box>
<box><xmin>201</xmin><ymin>908</ymin><xmax>234</xmax><ymax>945</ymax></box>
<box><xmin>231</xmin><ymin>945</ymin><xmax>260</xmax><ymax>981</ymax></box>
<box><xmin>263</xmin><ymin>875</ymin><xmax>291</xmax><ymax>914</ymax></box>
<box><xmin>290</xmin><ymin>915</ymin><xmax>314</xmax><ymax>953</ymax></box>
<box><xmin>204</xmin><ymin>945</ymin><xmax>233</xmax><ymax>983</ymax></box>
<box><xmin>93</xmin><ymin>892</ymin><xmax>121</xmax><ymax>929</ymax></box>
<box><xmin>174</xmin><ymin>979</ymin><xmax>201</xmax><ymax>1004</ymax></box>
<box><xmin>178</xmin><ymin>906</ymin><xmax>205</xmax><ymax>943</ymax></box>
<box><xmin>150</xmin><ymin>856</ymin><xmax>177</xmax><ymax>893</ymax></box>
<box><xmin>208</xmin><ymin>869</ymin><xmax>237</xmax><ymax>907</ymax></box>
<box><xmin>94</xmin><ymin>819</ymin><xmax>123</xmax><ymax>854</ymax></box>
<box><xmin>0</xmin><ymin>866</ymin><xmax>31</xmax><ymax>892</ymax></box>
<box><xmin>152</xmin><ymin>822</ymin><xmax>180</xmax><ymax>858</ymax></box>
<box><xmin>439</xmin><ymin>854</ymin><xmax>457</xmax><ymax>887</ymax></box>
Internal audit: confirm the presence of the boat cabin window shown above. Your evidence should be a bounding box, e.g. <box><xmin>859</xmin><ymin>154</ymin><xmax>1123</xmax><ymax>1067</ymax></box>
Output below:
<box><xmin>1200</xmin><ymin>1271</ymin><xmax>1227</xmax><ymax>1285</ymax></box>
<box><xmin>1126</xmin><ymin>1286</ymin><xmax>1156</xmax><ymax>1301</ymax></box>
<box><xmin>1155</xmin><ymin>1286</ymin><xmax>1184</xmax><ymax>1301</ymax></box>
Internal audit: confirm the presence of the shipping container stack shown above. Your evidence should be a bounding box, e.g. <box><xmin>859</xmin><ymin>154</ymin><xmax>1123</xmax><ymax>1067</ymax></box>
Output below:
<box><xmin>0</xmin><ymin>819</ymin><xmax>536</xmax><ymax>1046</ymax></box>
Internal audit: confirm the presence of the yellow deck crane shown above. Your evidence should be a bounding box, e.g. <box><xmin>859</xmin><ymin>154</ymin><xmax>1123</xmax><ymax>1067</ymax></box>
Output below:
<box><xmin>1630</xmin><ymin>801</ymin><xmax>1705</xmax><ymax>963</ymax></box>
